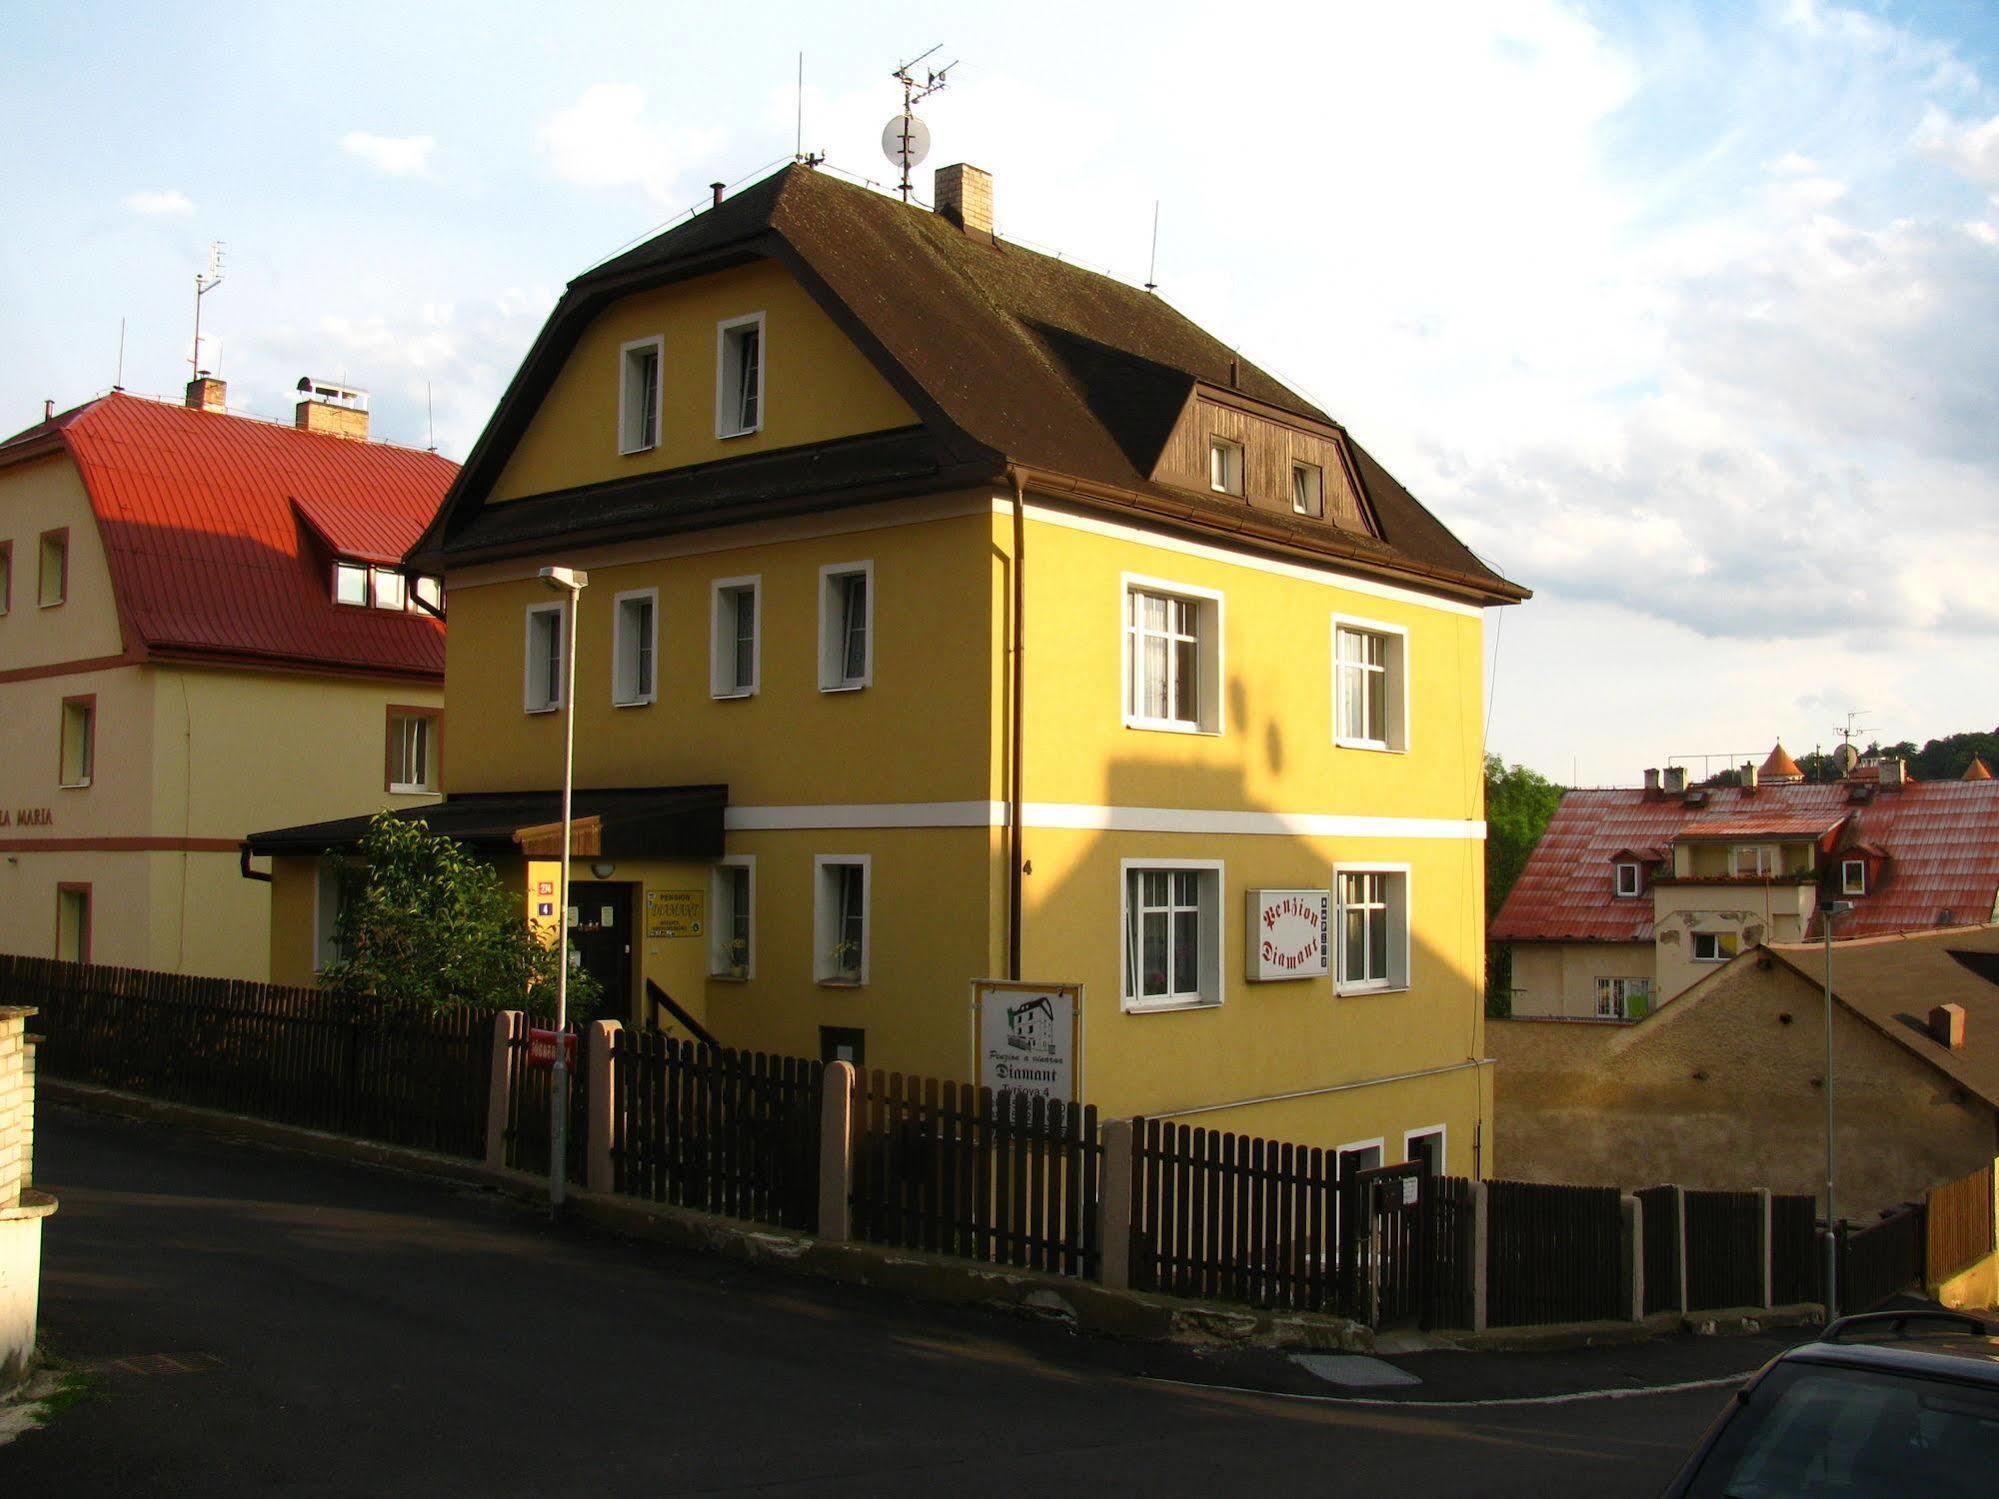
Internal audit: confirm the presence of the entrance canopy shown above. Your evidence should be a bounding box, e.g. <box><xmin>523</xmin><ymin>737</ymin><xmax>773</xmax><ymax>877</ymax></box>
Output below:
<box><xmin>244</xmin><ymin>785</ymin><xmax>727</xmax><ymax>862</ymax></box>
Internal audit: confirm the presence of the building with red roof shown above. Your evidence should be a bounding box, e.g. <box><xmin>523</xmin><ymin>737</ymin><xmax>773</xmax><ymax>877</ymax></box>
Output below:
<box><xmin>0</xmin><ymin>377</ymin><xmax>454</xmax><ymax>979</ymax></box>
<box><xmin>1493</xmin><ymin>747</ymin><xmax>1999</xmax><ymax>1017</ymax></box>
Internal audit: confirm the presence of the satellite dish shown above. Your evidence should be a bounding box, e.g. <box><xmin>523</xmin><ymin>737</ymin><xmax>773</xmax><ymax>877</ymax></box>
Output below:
<box><xmin>882</xmin><ymin>112</ymin><xmax>930</xmax><ymax>172</ymax></box>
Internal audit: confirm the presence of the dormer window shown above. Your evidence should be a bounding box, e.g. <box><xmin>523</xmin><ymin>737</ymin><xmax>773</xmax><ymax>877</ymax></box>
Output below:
<box><xmin>1841</xmin><ymin>858</ymin><xmax>1867</xmax><ymax>896</ymax></box>
<box><xmin>1209</xmin><ymin>437</ymin><xmax>1243</xmax><ymax>496</ymax></box>
<box><xmin>1729</xmin><ymin>844</ymin><xmax>1776</xmax><ymax>877</ymax></box>
<box><xmin>716</xmin><ymin>314</ymin><xmax>764</xmax><ymax>438</ymax></box>
<box><xmin>371</xmin><ymin>568</ymin><xmax>406</xmax><ymax>611</ymax></box>
<box><xmin>334</xmin><ymin>561</ymin><xmax>369</xmax><ymax>607</ymax></box>
<box><xmin>1291</xmin><ymin>461</ymin><xmax>1324</xmax><ymax>517</ymax></box>
<box><xmin>1615</xmin><ymin>862</ymin><xmax>1642</xmax><ymax>897</ymax></box>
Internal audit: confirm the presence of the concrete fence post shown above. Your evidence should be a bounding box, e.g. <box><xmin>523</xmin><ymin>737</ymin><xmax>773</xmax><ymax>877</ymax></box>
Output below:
<box><xmin>818</xmin><ymin>1060</ymin><xmax>855</xmax><ymax>1243</ymax></box>
<box><xmin>1623</xmin><ymin>1193</ymin><xmax>1645</xmax><ymax>1322</ymax></box>
<box><xmin>1675</xmin><ymin>1185</ymin><xmax>1690</xmax><ymax>1315</ymax></box>
<box><xmin>485</xmin><ymin>1010</ymin><xmax>522</xmax><ymax>1171</ymax></box>
<box><xmin>1097</xmin><ymin>1118</ymin><xmax>1135</xmax><ymax>1290</ymax></box>
<box><xmin>1757</xmin><ymin>1188</ymin><xmax>1774</xmax><ymax>1309</ymax></box>
<box><xmin>1471</xmin><ymin>1180</ymin><xmax>1490</xmax><ymax>1333</ymax></box>
<box><xmin>586</xmin><ymin>1020</ymin><xmax>619</xmax><ymax>1196</ymax></box>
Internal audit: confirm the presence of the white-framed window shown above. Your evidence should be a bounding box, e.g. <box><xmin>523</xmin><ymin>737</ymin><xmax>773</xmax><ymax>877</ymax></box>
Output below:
<box><xmin>716</xmin><ymin>313</ymin><xmax>765</xmax><ymax>438</ymax></box>
<box><xmin>813</xmin><ymin>854</ymin><xmax>869</xmax><ymax>985</ymax></box>
<box><xmin>371</xmin><ymin>567</ymin><xmax>407</xmax><ymax>611</ymax></box>
<box><xmin>709</xmin><ymin>856</ymin><xmax>755</xmax><ymax>980</ymax></box>
<box><xmin>1209</xmin><ymin>436</ymin><xmax>1243</xmax><ymax>496</ymax></box>
<box><xmin>1337</xmin><ymin>1138</ymin><xmax>1385</xmax><ymax>1184</ymax></box>
<box><xmin>412</xmin><ymin>575</ymin><xmax>444</xmax><ymax>614</ymax></box>
<box><xmin>1120</xmin><ymin>858</ymin><xmax>1224</xmax><ymax>1011</ymax></box>
<box><xmin>709</xmin><ymin>576</ymin><xmax>760</xmax><ymax>698</ymax></box>
<box><xmin>1730</xmin><ymin>844</ymin><xmax>1777</xmax><ymax>877</ymax></box>
<box><xmin>619</xmin><ymin>335</ymin><xmax>664</xmax><ymax>454</ymax></box>
<box><xmin>1841</xmin><ymin>859</ymin><xmax>1867</xmax><ymax>896</ymax></box>
<box><xmin>818</xmin><ymin>561</ymin><xmax>873</xmax><ymax>692</ymax></box>
<box><xmin>523</xmin><ymin>601</ymin><xmax>565</xmax><ymax>713</ymax></box>
<box><xmin>612</xmin><ymin>588</ymin><xmax>659</xmax><ymax>706</ymax></box>
<box><xmin>1122</xmin><ymin>574</ymin><xmax>1223</xmax><ymax>734</ymax></box>
<box><xmin>333</xmin><ymin>561</ymin><xmax>369</xmax><ymax>607</ymax></box>
<box><xmin>386</xmin><ymin>710</ymin><xmax>437</xmax><ymax>793</ymax></box>
<box><xmin>1691</xmin><ymin>931</ymin><xmax>1739</xmax><ymax>963</ymax></box>
<box><xmin>1334</xmin><ymin>864</ymin><xmax>1410</xmax><ymax>993</ymax></box>
<box><xmin>1615</xmin><ymin>862</ymin><xmax>1642</xmax><ymax>897</ymax></box>
<box><xmin>1404</xmin><ymin>1126</ymin><xmax>1446</xmax><ymax>1177</ymax></box>
<box><xmin>1595</xmin><ymin>976</ymin><xmax>1651</xmax><ymax>1019</ymax></box>
<box><xmin>1332</xmin><ymin>616</ymin><xmax>1409</xmax><ymax>751</ymax></box>
<box><xmin>1291</xmin><ymin>461</ymin><xmax>1324</xmax><ymax>517</ymax></box>
<box><xmin>59</xmin><ymin>696</ymin><xmax>95</xmax><ymax>788</ymax></box>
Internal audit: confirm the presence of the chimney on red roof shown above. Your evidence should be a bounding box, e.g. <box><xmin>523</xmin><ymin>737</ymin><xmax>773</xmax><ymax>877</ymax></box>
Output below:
<box><xmin>1663</xmin><ymin>766</ymin><xmax>1688</xmax><ymax>795</ymax></box>
<box><xmin>1740</xmin><ymin>762</ymin><xmax>1759</xmax><ymax>794</ymax></box>
<box><xmin>1880</xmin><ymin>758</ymin><xmax>1908</xmax><ymax>791</ymax></box>
<box><xmin>933</xmin><ymin>163</ymin><xmax>993</xmax><ymax>237</ymax></box>
<box><xmin>1929</xmin><ymin>1003</ymin><xmax>1966</xmax><ymax>1050</ymax></box>
<box><xmin>185</xmin><ymin>376</ymin><xmax>227</xmax><ymax>414</ymax></box>
<box><xmin>294</xmin><ymin>377</ymin><xmax>369</xmax><ymax>442</ymax></box>
<box><xmin>1644</xmin><ymin>768</ymin><xmax>1661</xmax><ymax>800</ymax></box>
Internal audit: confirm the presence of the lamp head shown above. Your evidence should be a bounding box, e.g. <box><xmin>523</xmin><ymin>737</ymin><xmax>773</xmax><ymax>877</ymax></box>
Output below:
<box><xmin>1825</xmin><ymin>901</ymin><xmax>1854</xmax><ymax>918</ymax></box>
<box><xmin>538</xmin><ymin>565</ymin><xmax>588</xmax><ymax>592</ymax></box>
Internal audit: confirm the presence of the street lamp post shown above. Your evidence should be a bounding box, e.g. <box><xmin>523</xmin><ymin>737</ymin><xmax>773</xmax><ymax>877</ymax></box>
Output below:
<box><xmin>1821</xmin><ymin>899</ymin><xmax>1852</xmax><ymax>1318</ymax></box>
<box><xmin>538</xmin><ymin>565</ymin><xmax>588</xmax><ymax>1216</ymax></box>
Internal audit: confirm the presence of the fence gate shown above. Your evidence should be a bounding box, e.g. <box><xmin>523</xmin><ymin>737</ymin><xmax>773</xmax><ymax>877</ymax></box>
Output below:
<box><xmin>1354</xmin><ymin>1161</ymin><xmax>1428</xmax><ymax>1329</ymax></box>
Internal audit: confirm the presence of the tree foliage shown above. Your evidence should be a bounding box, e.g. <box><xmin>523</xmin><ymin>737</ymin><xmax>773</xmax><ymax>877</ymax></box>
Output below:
<box><xmin>1484</xmin><ymin>754</ymin><xmax>1565</xmax><ymax>1016</ymax></box>
<box><xmin>322</xmin><ymin>812</ymin><xmax>598</xmax><ymax>1020</ymax></box>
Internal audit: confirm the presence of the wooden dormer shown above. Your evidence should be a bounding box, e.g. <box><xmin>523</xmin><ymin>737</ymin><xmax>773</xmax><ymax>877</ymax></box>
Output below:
<box><xmin>1149</xmin><ymin>384</ymin><xmax>1379</xmax><ymax>537</ymax></box>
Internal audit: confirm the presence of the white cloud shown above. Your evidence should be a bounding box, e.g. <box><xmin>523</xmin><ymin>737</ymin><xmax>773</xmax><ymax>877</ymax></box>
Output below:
<box><xmin>536</xmin><ymin>83</ymin><xmax>724</xmax><ymax>206</ymax></box>
<box><xmin>124</xmin><ymin>189</ymin><xmax>193</xmax><ymax>216</ymax></box>
<box><xmin>340</xmin><ymin>131</ymin><xmax>436</xmax><ymax>177</ymax></box>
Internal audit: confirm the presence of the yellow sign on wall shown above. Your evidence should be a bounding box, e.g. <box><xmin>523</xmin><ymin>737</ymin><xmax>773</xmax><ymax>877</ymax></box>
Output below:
<box><xmin>645</xmin><ymin>889</ymin><xmax>704</xmax><ymax>939</ymax></box>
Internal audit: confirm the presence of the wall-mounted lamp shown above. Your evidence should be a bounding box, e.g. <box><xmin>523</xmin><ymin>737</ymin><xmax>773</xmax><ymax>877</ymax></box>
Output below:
<box><xmin>590</xmin><ymin>861</ymin><xmax>616</xmax><ymax>880</ymax></box>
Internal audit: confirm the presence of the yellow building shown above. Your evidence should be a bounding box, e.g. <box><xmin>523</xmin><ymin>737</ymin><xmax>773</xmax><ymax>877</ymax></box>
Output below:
<box><xmin>0</xmin><ymin>379</ymin><xmax>453</xmax><ymax>979</ymax></box>
<box><xmin>254</xmin><ymin>163</ymin><xmax>1527</xmax><ymax>1167</ymax></box>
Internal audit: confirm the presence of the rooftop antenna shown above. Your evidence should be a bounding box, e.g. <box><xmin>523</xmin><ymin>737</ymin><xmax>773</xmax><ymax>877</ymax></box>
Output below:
<box><xmin>1145</xmin><ymin>201</ymin><xmax>1160</xmax><ymax>293</ymax></box>
<box><xmin>884</xmin><ymin>44</ymin><xmax>954</xmax><ymax>202</ymax></box>
<box><xmin>115</xmin><ymin>317</ymin><xmax>127</xmax><ymax>390</ymax></box>
<box><xmin>190</xmin><ymin>241</ymin><xmax>224</xmax><ymax>378</ymax></box>
<box><xmin>1834</xmin><ymin>711</ymin><xmax>1869</xmax><ymax>751</ymax></box>
<box><xmin>426</xmin><ymin>381</ymin><xmax>436</xmax><ymax>453</ymax></box>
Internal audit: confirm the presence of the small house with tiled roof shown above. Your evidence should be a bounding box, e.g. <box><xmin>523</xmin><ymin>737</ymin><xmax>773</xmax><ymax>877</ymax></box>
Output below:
<box><xmin>0</xmin><ymin>379</ymin><xmax>454</xmax><ymax>979</ymax></box>
<box><xmin>1493</xmin><ymin>746</ymin><xmax>1999</xmax><ymax>1018</ymax></box>
<box><xmin>253</xmin><ymin>161</ymin><xmax>1525</xmax><ymax>1158</ymax></box>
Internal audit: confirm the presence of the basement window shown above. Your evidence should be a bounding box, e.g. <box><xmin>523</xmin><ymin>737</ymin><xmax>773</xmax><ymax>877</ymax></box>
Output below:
<box><xmin>716</xmin><ymin>314</ymin><xmax>765</xmax><ymax>438</ymax></box>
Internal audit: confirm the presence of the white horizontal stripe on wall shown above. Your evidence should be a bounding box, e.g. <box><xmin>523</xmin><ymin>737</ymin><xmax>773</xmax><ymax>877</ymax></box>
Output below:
<box><xmin>724</xmin><ymin>801</ymin><xmax>1484</xmax><ymax>839</ymax></box>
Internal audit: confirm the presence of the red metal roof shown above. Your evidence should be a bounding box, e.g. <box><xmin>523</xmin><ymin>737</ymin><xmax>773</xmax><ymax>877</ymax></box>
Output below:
<box><xmin>1673</xmin><ymin>813</ymin><xmax>1847</xmax><ymax>840</ymax></box>
<box><xmin>0</xmin><ymin>393</ymin><xmax>452</xmax><ymax>678</ymax></box>
<box><xmin>1493</xmin><ymin>780</ymin><xmax>1999</xmax><ymax>944</ymax></box>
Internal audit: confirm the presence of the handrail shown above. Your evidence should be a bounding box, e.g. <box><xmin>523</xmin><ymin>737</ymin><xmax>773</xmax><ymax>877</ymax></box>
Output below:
<box><xmin>644</xmin><ymin>979</ymin><xmax>722</xmax><ymax>1051</ymax></box>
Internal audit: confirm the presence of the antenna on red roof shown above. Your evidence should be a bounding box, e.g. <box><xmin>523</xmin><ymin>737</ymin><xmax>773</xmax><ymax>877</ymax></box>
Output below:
<box><xmin>190</xmin><ymin>241</ymin><xmax>224</xmax><ymax>378</ymax></box>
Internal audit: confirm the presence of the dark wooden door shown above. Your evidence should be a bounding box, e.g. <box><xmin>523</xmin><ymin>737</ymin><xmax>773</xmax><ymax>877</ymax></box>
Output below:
<box><xmin>566</xmin><ymin>882</ymin><xmax>635</xmax><ymax>1024</ymax></box>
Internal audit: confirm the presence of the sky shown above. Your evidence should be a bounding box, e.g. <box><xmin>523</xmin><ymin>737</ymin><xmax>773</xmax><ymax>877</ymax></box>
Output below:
<box><xmin>3</xmin><ymin>0</ymin><xmax>1996</xmax><ymax>787</ymax></box>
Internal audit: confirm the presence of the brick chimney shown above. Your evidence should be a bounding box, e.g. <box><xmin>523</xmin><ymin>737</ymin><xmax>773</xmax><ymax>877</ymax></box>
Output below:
<box><xmin>294</xmin><ymin>377</ymin><xmax>369</xmax><ymax>441</ymax></box>
<box><xmin>1643</xmin><ymin>768</ymin><xmax>1661</xmax><ymax>799</ymax></box>
<box><xmin>1929</xmin><ymin>1003</ymin><xmax>1966</xmax><ymax>1050</ymax></box>
<box><xmin>185</xmin><ymin>376</ymin><xmax>227</xmax><ymax>413</ymax></box>
<box><xmin>1663</xmin><ymin>766</ymin><xmax>1688</xmax><ymax>795</ymax></box>
<box><xmin>934</xmin><ymin>163</ymin><xmax>993</xmax><ymax>237</ymax></box>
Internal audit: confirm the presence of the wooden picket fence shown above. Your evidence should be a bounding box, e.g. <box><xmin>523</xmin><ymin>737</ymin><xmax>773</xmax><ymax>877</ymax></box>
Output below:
<box><xmin>1129</xmin><ymin>1118</ymin><xmax>1343</xmax><ymax>1313</ymax></box>
<box><xmin>611</xmin><ymin>1031</ymin><xmax>822</xmax><ymax>1231</ymax></box>
<box><xmin>850</xmin><ymin>1073</ymin><xmax>1100</xmax><ymax>1277</ymax></box>
<box><xmin>1840</xmin><ymin>1203</ymin><xmax>1926</xmax><ymax>1312</ymax></box>
<box><xmin>1684</xmin><ymin>1189</ymin><xmax>1765</xmax><ymax>1311</ymax></box>
<box><xmin>11</xmin><ymin>953</ymin><xmax>489</xmax><ymax>1158</ymax></box>
<box><xmin>1636</xmin><ymin>1185</ymin><xmax>1682</xmax><ymax>1314</ymax></box>
<box><xmin>1926</xmin><ymin>1164</ymin><xmax>1995</xmax><ymax>1284</ymax></box>
<box><xmin>1485</xmin><ymin>1181</ymin><xmax>1624</xmax><ymax>1327</ymax></box>
<box><xmin>1770</xmin><ymin>1194</ymin><xmax>1822</xmax><ymax>1307</ymax></box>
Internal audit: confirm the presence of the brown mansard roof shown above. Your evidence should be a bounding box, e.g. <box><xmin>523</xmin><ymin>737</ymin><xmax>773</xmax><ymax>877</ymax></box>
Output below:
<box><xmin>416</xmin><ymin>164</ymin><xmax>1524</xmax><ymax>606</ymax></box>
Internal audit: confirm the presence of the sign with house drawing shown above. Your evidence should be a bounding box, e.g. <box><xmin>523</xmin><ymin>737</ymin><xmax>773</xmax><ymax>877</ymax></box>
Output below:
<box><xmin>973</xmin><ymin>980</ymin><xmax>1080</xmax><ymax>1102</ymax></box>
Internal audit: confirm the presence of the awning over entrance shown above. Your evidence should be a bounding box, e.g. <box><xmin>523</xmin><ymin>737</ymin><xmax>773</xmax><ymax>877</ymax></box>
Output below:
<box><xmin>244</xmin><ymin>786</ymin><xmax>727</xmax><ymax>861</ymax></box>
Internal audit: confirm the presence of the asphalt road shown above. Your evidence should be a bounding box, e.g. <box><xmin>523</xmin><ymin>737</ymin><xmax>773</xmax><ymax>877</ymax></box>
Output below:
<box><xmin>6</xmin><ymin>1106</ymin><xmax>1809</xmax><ymax>1496</ymax></box>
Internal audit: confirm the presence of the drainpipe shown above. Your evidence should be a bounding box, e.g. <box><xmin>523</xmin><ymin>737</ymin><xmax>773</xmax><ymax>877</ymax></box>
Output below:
<box><xmin>1008</xmin><ymin>468</ymin><xmax>1026</xmax><ymax>981</ymax></box>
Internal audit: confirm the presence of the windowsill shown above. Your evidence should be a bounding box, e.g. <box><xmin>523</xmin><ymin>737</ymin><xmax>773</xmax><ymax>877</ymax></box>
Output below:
<box><xmin>524</xmin><ymin>704</ymin><xmax>561</xmax><ymax>715</ymax></box>
<box><xmin>40</xmin><ymin>600</ymin><xmax>65</xmax><ymax>610</ymax></box>
<box><xmin>820</xmin><ymin>681</ymin><xmax>868</xmax><ymax>694</ymax></box>
<box><xmin>612</xmin><ymin>696</ymin><xmax>656</xmax><ymax>709</ymax></box>
<box><xmin>58</xmin><ymin>780</ymin><xmax>91</xmax><ymax>790</ymax></box>
<box><xmin>709</xmin><ymin>971</ymin><xmax>752</xmax><ymax>983</ymax></box>
<box><xmin>1125</xmin><ymin>716</ymin><xmax>1219</xmax><ymax>736</ymax></box>
<box><xmin>387</xmin><ymin>784</ymin><xmax>433</xmax><ymax>796</ymax></box>
<box><xmin>618</xmin><ymin>442</ymin><xmax>659</xmax><ymax>457</ymax></box>
<box><xmin>711</xmin><ymin>687</ymin><xmax>756</xmax><ymax>701</ymax></box>
<box><xmin>1334</xmin><ymin>737</ymin><xmax>1403</xmax><ymax>753</ymax></box>
<box><xmin>1123</xmin><ymin>995</ymin><xmax>1221</xmax><ymax>1015</ymax></box>
<box><xmin>817</xmin><ymin>976</ymin><xmax>865</xmax><ymax>989</ymax></box>
<box><xmin>717</xmin><ymin>425</ymin><xmax>763</xmax><ymax>441</ymax></box>
<box><xmin>1336</xmin><ymin>981</ymin><xmax>1408</xmax><ymax>997</ymax></box>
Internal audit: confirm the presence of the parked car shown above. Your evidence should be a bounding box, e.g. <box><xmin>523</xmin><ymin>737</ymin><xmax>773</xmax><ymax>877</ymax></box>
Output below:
<box><xmin>1661</xmin><ymin>1311</ymin><xmax>1999</xmax><ymax>1497</ymax></box>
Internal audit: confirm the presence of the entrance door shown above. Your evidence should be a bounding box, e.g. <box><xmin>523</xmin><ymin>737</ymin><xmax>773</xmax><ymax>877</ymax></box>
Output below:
<box><xmin>565</xmin><ymin>881</ymin><xmax>635</xmax><ymax>1024</ymax></box>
